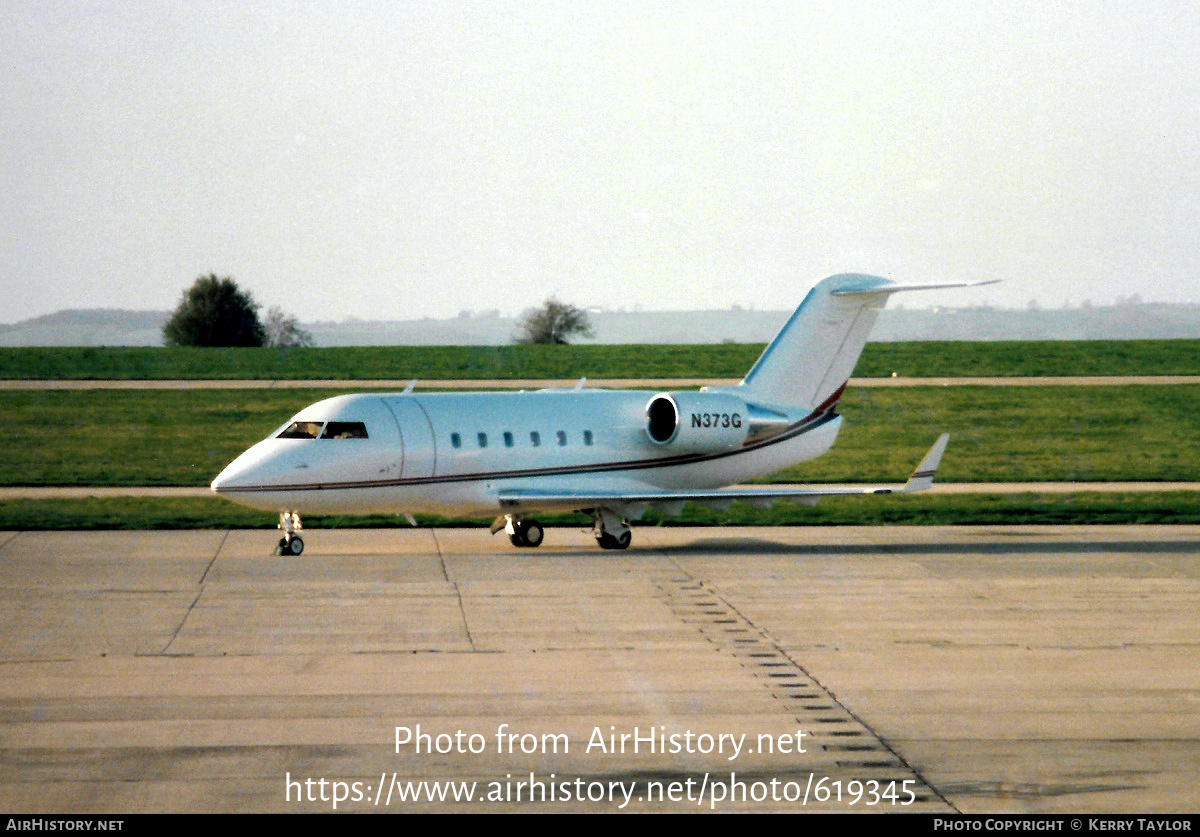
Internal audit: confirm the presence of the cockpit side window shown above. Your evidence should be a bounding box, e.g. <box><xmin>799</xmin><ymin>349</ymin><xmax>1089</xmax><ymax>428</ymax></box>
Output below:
<box><xmin>278</xmin><ymin>421</ymin><xmax>324</xmax><ymax>439</ymax></box>
<box><xmin>320</xmin><ymin>421</ymin><xmax>369</xmax><ymax>439</ymax></box>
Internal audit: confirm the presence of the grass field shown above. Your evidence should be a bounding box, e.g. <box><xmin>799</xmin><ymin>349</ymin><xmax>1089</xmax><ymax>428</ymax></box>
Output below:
<box><xmin>2</xmin><ymin>339</ymin><xmax>1199</xmax><ymax>380</ymax></box>
<box><xmin>2</xmin><ymin>385</ymin><xmax>1198</xmax><ymax>487</ymax></box>
<box><xmin>2</xmin><ymin>339</ymin><xmax>1196</xmax><ymax>529</ymax></box>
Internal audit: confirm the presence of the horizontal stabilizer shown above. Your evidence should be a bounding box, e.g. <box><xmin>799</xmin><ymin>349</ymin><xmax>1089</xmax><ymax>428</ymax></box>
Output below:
<box><xmin>830</xmin><ymin>280</ymin><xmax>999</xmax><ymax>297</ymax></box>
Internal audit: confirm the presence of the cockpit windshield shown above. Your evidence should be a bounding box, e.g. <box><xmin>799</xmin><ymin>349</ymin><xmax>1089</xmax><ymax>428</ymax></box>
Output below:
<box><xmin>276</xmin><ymin>420</ymin><xmax>369</xmax><ymax>440</ymax></box>
<box><xmin>278</xmin><ymin>421</ymin><xmax>323</xmax><ymax>439</ymax></box>
<box><xmin>320</xmin><ymin>422</ymin><xmax>368</xmax><ymax>439</ymax></box>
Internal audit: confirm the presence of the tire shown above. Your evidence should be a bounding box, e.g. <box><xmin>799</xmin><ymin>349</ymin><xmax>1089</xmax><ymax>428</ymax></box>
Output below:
<box><xmin>597</xmin><ymin>530</ymin><xmax>631</xmax><ymax>550</ymax></box>
<box><xmin>287</xmin><ymin>536</ymin><xmax>304</xmax><ymax>556</ymax></box>
<box><xmin>523</xmin><ymin>521</ymin><xmax>544</xmax><ymax>547</ymax></box>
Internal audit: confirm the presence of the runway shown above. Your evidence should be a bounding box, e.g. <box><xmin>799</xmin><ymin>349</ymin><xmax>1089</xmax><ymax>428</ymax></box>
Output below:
<box><xmin>1</xmin><ymin>525</ymin><xmax>1197</xmax><ymax>813</ymax></box>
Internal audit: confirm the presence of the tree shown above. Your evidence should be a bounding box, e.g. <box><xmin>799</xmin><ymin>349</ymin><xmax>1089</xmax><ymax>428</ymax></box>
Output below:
<box><xmin>515</xmin><ymin>297</ymin><xmax>594</xmax><ymax>345</ymax></box>
<box><xmin>264</xmin><ymin>306</ymin><xmax>315</xmax><ymax>348</ymax></box>
<box><xmin>162</xmin><ymin>274</ymin><xmax>266</xmax><ymax>347</ymax></box>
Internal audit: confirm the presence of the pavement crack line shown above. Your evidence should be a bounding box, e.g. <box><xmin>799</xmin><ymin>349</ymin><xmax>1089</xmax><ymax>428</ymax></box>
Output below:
<box><xmin>453</xmin><ymin>579</ymin><xmax>476</xmax><ymax>652</ymax></box>
<box><xmin>162</xmin><ymin>587</ymin><xmax>205</xmax><ymax>655</ymax></box>
<box><xmin>430</xmin><ymin>529</ymin><xmax>475</xmax><ymax>651</ymax></box>
<box><xmin>0</xmin><ymin>531</ymin><xmax>22</xmax><ymax>555</ymax></box>
<box><xmin>430</xmin><ymin>528</ymin><xmax>451</xmax><ymax>584</ymax></box>
<box><xmin>161</xmin><ymin>532</ymin><xmax>230</xmax><ymax>654</ymax></box>
<box><xmin>198</xmin><ymin>530</ymin><xmax>230</xmax><ymax>586</ymax></box>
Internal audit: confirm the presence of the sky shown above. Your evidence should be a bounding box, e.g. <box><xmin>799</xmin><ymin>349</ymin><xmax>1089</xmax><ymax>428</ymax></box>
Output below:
<box><xmin>2</xmin><ymin>1</ymin><xmax>1198</xmax><ymax>324</ymax></box>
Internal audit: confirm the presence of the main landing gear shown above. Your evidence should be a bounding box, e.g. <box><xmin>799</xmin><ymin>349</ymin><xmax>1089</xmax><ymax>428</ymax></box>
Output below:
<box><xmin>276</xmin><ymin>511</ymin><xmax>304</xmax><ymax>556</ymax></box>
<box><xmin>591</xmin><ymin>508</ymin><xmax>631</xmax><ymax>550</ymax></box>
<box><xmin>501</xmin><ymin>515</ymin><xmax>545</xmax><ymax>548</ymax></box>
<box><xmin>494</xmin><ymin>510</ymin><xmax>633</xmax><ymax>550</ymax></box>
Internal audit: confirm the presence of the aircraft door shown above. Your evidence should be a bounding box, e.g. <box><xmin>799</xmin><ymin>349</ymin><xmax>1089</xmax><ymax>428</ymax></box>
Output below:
<box><xmin>386</xmin><ymin>397</ymin><xmax>436</xmax><ymax>479</ymax></box>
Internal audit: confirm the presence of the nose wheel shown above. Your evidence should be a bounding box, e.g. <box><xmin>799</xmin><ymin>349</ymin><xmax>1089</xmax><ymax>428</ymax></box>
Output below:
<box><xmin>275</xmin><ymin>512</ymin><xmax>304</xmax><ymax>556</ymax></box>
<box><xmin>277</xmin><ymin>535</ymin><xmax>304</xmax><ymax>556</ymax></box>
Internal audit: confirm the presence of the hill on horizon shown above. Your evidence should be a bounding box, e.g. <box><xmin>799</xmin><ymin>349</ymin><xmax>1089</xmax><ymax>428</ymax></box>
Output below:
<box><xmin>4</xmin><ymin>302</ymin><xmax>1200</xmax><ymax>346</ymax></box>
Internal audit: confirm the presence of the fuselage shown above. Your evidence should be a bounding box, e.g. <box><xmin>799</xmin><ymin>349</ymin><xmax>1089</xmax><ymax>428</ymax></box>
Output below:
<box><xmin>211</xmin><ymin>388</ymin><xmax>842</xmax><ymax>517</ymax></box>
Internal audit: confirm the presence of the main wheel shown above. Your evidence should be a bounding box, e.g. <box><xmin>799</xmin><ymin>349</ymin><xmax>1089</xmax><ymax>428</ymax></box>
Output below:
<box><xmin>286</xmin><ymin>536</ymin><xmax>304</xmax><ymax>556</ymax></box>
<box><xmin>522</xmin><ymin>520</ymin><xmax>544</xmax><ymax>547</ymax></box>
<box><xmin>509</xmin><ymin>520</ymin><xmax>544</xmax><ymax>548</ymax></box>
<box><xmin>596</xmin><ymin>530</ymin><xmax>631</xmax><ymax>550</ymax></box>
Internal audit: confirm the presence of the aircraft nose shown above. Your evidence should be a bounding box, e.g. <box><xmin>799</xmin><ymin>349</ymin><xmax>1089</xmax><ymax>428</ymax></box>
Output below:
<box><xmin>210</xmin><ymin>462</ymin><xmax>241</xmax><ymax>493</ymax></box>
<box><xmin>212</xmin><ymin>438</ymin><xmax>305</xmax><ymax>494</ymax></box>
<box><xmin>211</xmin><ymin>450</ymin><xmax>266</xmax><ymax>492</ymax></box>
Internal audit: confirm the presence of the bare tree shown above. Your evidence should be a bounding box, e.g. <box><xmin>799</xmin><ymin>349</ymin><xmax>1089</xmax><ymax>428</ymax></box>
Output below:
<box><xmin>264</xmin><ymin>306</ymin><xmax>315</xmax><ymax>348</ymax></box>
<box><xmin>515</xmin><ymin>298</ymin><xmax>594</xmax><ymax>345</ymax></box>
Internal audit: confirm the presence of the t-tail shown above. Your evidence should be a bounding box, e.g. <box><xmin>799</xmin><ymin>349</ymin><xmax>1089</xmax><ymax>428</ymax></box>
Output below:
<box><xmin>738</xmin><ymin>274</ymin><xmax>993</xmax><ymax>411</ymax></box>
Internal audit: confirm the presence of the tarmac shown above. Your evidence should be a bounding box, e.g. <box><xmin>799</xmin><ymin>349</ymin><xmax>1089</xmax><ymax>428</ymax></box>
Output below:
<box><xmin>1</xmin><ymin>524</ymin><xmax>1197</xmax><ymax>813</ymax></box>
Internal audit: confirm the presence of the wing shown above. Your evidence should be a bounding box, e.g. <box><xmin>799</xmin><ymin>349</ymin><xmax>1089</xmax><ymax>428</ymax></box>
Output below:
<box><xmin>496</xmin><ymin>433</ymin><xmax>950</xmax><ymax>517</ymax></box>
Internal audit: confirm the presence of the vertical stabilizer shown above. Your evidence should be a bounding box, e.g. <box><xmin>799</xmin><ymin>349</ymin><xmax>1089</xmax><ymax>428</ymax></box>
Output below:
<box><xmin>739</xmin><ymin>274</ymin><xmax>896</xmax><ymax>411</ymax></box>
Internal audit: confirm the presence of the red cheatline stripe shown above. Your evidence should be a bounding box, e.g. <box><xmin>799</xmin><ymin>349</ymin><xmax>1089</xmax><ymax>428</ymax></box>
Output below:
<box><xmin>216</xmin><ymin>406</ymin><xmax>843</xmax><ymax>494</ymax></box>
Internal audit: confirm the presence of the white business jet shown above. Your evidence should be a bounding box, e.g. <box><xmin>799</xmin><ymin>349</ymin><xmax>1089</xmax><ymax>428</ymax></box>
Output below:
<box><xmin>212</xmin><ymin>274</ymin><xmax>977</xmax><ymax>554</ymax></box>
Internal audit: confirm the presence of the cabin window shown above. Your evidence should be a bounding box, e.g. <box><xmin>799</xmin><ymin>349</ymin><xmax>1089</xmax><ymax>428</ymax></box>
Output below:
<box><xmin>278</xmin><ymin>421</ymin><xmax>323</xmax><ymax>439</ymax></box>
<box><xmin>477</xmin><ymin>432</ymin><xmax>488</xmax><ymax>448</ymax></box>
<box><xmin>530</xmin><ymin>431</ymin><xmax>541</xmax><ymax>447</ymax></box>
<box><xmin>556</xmin><ymin>430</ymin><xmax>567</xmax><ymax>446</ymax></box>
<box><xmin>320</xmin><ymin>422</ymin><xmax>368</xmax><ymax>439</ymax></box>
<box><xmin>503</xmin><ymin>431</ymin><xmax>514</xmax><ymax>448</ymax></box>
<box><xmin>450</xmin><ymin>432</ymin><xmax>462</xmax><ymax>449</ymax></box>
<box><xmin>583</xmin><ymin>430</ymin><xmax>593</xmax><ymax>446</ymax></box>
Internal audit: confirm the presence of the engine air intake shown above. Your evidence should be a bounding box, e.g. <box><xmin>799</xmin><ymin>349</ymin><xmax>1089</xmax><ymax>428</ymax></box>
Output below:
<box><xmin>646</xmin><ymin>394</ymin><xmax>680</xmax><ymax>444</ymax></box>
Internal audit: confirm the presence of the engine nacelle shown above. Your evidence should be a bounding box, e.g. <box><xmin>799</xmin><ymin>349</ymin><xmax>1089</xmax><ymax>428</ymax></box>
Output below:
<box><xmin>644</xmin><ymin>391</ymin><xmax>752</xmax><ymax>452</ymax></box>
<box><xmin>645</xmin><ymin>391</ymin><xmax>794</xmax><ymax>452</ymax></box>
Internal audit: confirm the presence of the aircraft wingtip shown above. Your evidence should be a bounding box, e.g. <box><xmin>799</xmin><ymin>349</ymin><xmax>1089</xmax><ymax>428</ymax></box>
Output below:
<box><xmin>904</xmin><ymin>433</ymin><xmax>950</xmax><ymax>492</ymax></box>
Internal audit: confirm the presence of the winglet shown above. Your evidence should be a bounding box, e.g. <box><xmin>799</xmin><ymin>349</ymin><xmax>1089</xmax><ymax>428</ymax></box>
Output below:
<box><xmin>902</xmin><ymin>433</ymin><xmax>950</xmax><ymax>493</ymax></box>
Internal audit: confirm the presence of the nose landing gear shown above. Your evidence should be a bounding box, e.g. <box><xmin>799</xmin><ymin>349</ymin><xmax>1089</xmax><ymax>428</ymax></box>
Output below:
<box><xmin>275</xmin><ymin>511</ymin><xmax>304</xmax><ymax>556</ymax></box>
